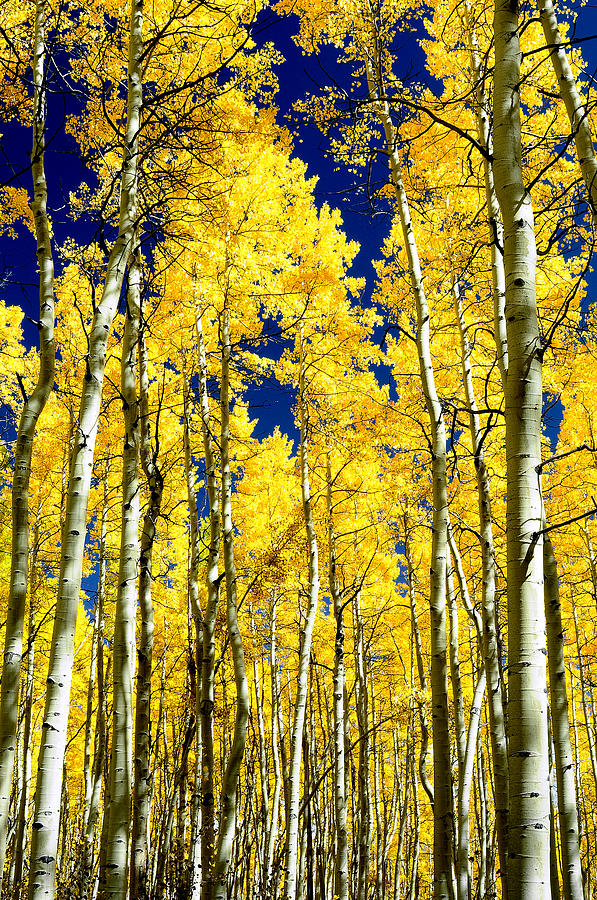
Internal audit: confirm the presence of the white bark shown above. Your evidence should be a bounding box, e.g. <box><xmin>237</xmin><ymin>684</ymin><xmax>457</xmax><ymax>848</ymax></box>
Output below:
<box><xmin>538</xmin><ymin>0</ymin><xmax>597</xmax><ymax>219</ymax></box>
<box><xmin>28</xmin><ymin>1</ymin><xmax>143</xmax><ymax>892</ymax></box>
<box><xmin>212</xmin><ymin>309</ymin><xmax>249</xmax><ymax>900</ymax></box>
<box><xmin>544</xmin><ymin>534</ymin><xmax>584</xmax><ymax>900</ymax></box>
<box><xmin>327</xmin><ymin>454</ymin><xmax>349</xmax><ymax>900</ymax></box>
<box><xmin>284</xmin><ymin>329</ymin><xmax>320</xmax><ymax>900</ymax></box>
<box><xmin>101</xmin><ymin>243</ymin><xmax>142</xmax><ymax>900</ymax></box>
<box><xmin>493</xmin><ymin>1</ymin><xmax>550</xmax><ymax>894</ymax></box>
<box><xmin>456</xmin><ymin>669</ymin><xmax>486</xmax><ymax>900</ymax></box>
<box><xmin>365</xmin><ymin>45</ymin><xmax>454</xmax><ymax>897</ymax></box>
<box><xmin>453</xmin><ymin>279</ymin><xmax>509</xmax><ymax>893</ymax></box>
<box><xmin>130</xmin><ymin>308</ymin><xmax>164</xmax><ymax>900</ymax></box>
<box><xmin>0</xmin><ymin>0</ymin><xmax>55</xmax><ymax>880</ymax></box>
<box><xmin>194</xmin><ymin>310</ymin><xmax>221</xmax><ymax>900</ymax></box>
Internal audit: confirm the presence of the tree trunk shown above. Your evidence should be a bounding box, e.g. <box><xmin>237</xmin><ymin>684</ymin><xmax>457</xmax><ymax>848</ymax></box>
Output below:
<box><xmin>0</xmin><ymin>0</ymin><xmax>55</xmax><ymax>880</ymax></box>
<box><xmin>28</xmin><ymin>0</ymin><xmax>143</xmax><ymax>894</ymax></box>
<box><xmin>211</xmin><ymin>309</ymin><xmax>249</xmax><ymax>900</ymax></box>
<box><xmin>101</xmin><ymin>240</ymin><xmax>142</xmax><ymax>900</ymax></box>
<box><xmin>544</xmin><ymin>534</ymin><xmax>584</xmax><ymax>900</ymax></box>
<box><xmin>130</xmin><ymin>300</ymin><xmax>164</xmax><ymax>900</ymax></box>
<box><xmin>283</xmin><ymin>328</ymin><xmax>320</xmax><ymax>900</ymax></box>
<box><xmin>365</xmin><ymin>45</ymin><xmax>454</xmax><ymax>897</ymax></box>
<box><xmin>538</xmin><ymin>0</ymin><xmax>597</xmax><ymax>218</ymax></box>
<box><xmin>194</xmin><ymin>310</ymin><xmax>221</xmax><ymax>900</ymax></box>
<box><xmin>326</xmin><ymin>454</ymin><xmax>349</xmax><ymax>900</ymax></box>
<box><xmin>493</xmin><ymin>1</ymin><xmax>550</xmax><ymax>894</ymax></box>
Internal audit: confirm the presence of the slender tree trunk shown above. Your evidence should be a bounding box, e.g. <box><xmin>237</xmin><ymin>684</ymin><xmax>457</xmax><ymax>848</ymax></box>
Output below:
<box><xmin>284</xmin><ymin>328</ymin><xmax>320</xmax><ymax>900</ymax></box>
<box><xmin>194</xmin><ymin>311</ymin><xmax>221</xmax><ymax>900</ymax></box>
<box><xmin>456</xmin><ymin>668</ymin><xmax>486</xmax><ymax>900</ymax></box>
<box><xmin>101</xmin><ymin>240</ymin><xmax>142</xmax><ymax>900</ymax></box>
<box><xmin>82</xmin><ymin>464</ymin><xmax>109</xmax><ymax>900</ymax></box>
<box><xmin>13</xmin><ymin>524</ymin><xmax>39</xmax><ymax>897</ymax></box>
<box><xmin>28</xmin><ymin>1</ymin><xmax>143</xmax><ymax>894</ymax></box>
<box><xmin>403</xmin><ymin>517</ymin><xmax>434</xmax><ymax>809</ymax></box>
<box><xmin>130</xmin><ymin>298</ymin><xmax>164</xmax><ymax>900</ymax></box>
<box><xmin>544</xmin><ymin>534</ymin><xmax>584</xmax><ymax>900</ymax></box>
<box><xmin>326</xmin><ymin>454</ymin><xmax>349</xmax><ymax>900</ymax></box>
<box><xmin>265</xmin><ymin>597</ymin><xmax>282</xmax><ymax>896</ymax></box>
<box><xmin>183</xmin><ymin>378</ymin><xmax>203</xmax><ymax>900</ymax></box>
<box><xmin>452</xmin><ymin>279</ymin><xmax>509</xmax><ymax>895</ymax></box>
<box><xmin>0</xmin><ymin>0</ymin><xmax>55</xmax><ymax>880</ymax></box>
<box><xmin>493</xmin><ymin>1</ymin><xmax>550</xmax><ymax>894</ymax></box>
<box><xmin>365</xmin><ymin>44</ymin><xmax>454</xmax><ymax>896</ymax></box>
<box><xmin>211</xmin><ymin>309</ymin><xmax>249</xmax><ymax>900</ymax></box>
<box><xmin>538</xmin><ymin>0</ymin><xmax>597</xmax><ymax>218</ymax></box>
<box><xmin>354</xmin><ymin>589</ymin><xmax>371</xmax><ymax>900</ymax></box>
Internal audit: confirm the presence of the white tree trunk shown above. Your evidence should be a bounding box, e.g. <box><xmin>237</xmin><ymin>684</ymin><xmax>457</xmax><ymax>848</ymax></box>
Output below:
<box><xmin>101</xmin><ymin>242</ymin><xmax>142</xmax><ymax>900</ymax></box>
<box><xmin>326</xmin><ymin>454</ymin><xmax>349</xmax><ymax>900</ymax></box>
<box><xmin>365</xmin><ymin>47</ymin><xmax>454</xmax><ymax>897</ymax></box>
<box><xmin>194</xmin><ymin>310</ymin><xmax>221</xmax><ymax>900</ymax></box>
<box><xmin>544</xmin><ymin>534</ymin><xmax>584</xmax><ymax>900</ymax></box>
<box><xmin>0</xmin><ymin>0</ymin><xmax>55</xmax><ymax>880</ymax></box>
<box><xmin>453</xmin><ymin>279</ymin><xmax>509</xmax><ymax>894</ymax></box>
<box><xmin>283</xmin><ymin>329</ymin><xmax>320</xmax><ymax>900</ymax></box>
<box><xmin>130</xmin><ymin>306</ymin><xmax>164</xmax><ymax>900</ymax></box>
<box><xmin>493</xmin><ymin>1</ymin><xmax>550</xmax><ymax>895</ymax></box>
<box><xmin>211</xmin><ymin>309</ymin><xmax>249</xmax><ymax>900</ymax></box>
<box><xmin>28</xmin><ymin>1</ymin><xmax>143</xmax><ymax>893</ymax></box>
<box><xmin>538</xmin><ymin>0</ymin><xmax>597</xmax><ymax>218</ymax></box>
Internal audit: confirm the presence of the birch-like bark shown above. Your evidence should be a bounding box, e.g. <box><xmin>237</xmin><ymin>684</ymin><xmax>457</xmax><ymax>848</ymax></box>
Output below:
<box><xmin>544</xmin><ymin>534</ymin><xmax>584</xmax><ymax>900</ymax></box>
<box><xmin>13</xmin><ymin>523</ymin><xmax>39</xmax><ymax>898</ymax></box>
<box><xmin>283</xmin><ymin>328</ymin><xmax>320</xmax><ymax>900</ymax></box>
<box><xmin>183</xmin><ymin>380</ymin><xmax>203</xmax><ymax>900</ymax></box>
<box><xmin>28</xmin><ymin>2</ymin><xmax>143</xmax><ymax>895</ymax></box>
<box><xmin>326</xmin><ymin>454</ymin><xmax>349</xmax><ymax>900</ymax></box>
<box><xmin>81</xmin><ymin>466</ymin><xmax>109</xmax><ymax>899</ymax></box>
<box><xmin>447</xmin><ymin>556</ymin><xmax>466</xmax><ymax>777</ymax></box>
<box><xmin>100</xmin><ymin>242</ymin><xmax>142</xmax><ymax>900</ymax></box>
<box><xmin>0</xmin><ymin>0</ymin><xmax>55</xmax><ymax>879</ymax></box>
<box><xmin>453</xmin><ymin>280</ymin><xmax>509</xmax><ymax>892</ymax></box>
<box><xmin>211</xmin><ymin>309</ymin><xmax>249</xmax><ymax>900</ymax></box>
<box><xmin>493</xmin><ymin>1</ymin><xmax>550</xmax><ymax>894</ymax></box>
<box><xmin>404</xmin><ymin>517</ymin><xmax>434</xmax><ymax>809</ymax></box>
<box><xmin>264</xmin><ymin>597</ymin><xmax>282</xmax><ymax>896</ymax></box>
<box><xmin>130</xmin><ymin>307</ymin><xmax>164</xmax><ymax>900</ymax></box>
<box><xmin>194</xmin><ymin>310</ymin><xmax>221</xmax><ymax>900</ymax></box>
<box><xmin>538</xmin><ymin>0</ymin><xmax>597</xmax><ymax>218</ymax></box>
<box><xmin>354</xmin><ymin>588</ymin><xmax>371</xmax><ymax>900</ymax></box>
<box><xmin>456</xmin><ymin>668</ymin><xmax>486</xmax><ymax>900</ymax></box>
<box><xmin>365</xmin><ymin>43</ymin><xmax>454</xmax><ymax>896</ymax></box>
<box><xmin>464</xmin><ymin>6</ymin><xmax>509</xmax><ymax>386</ymax></box>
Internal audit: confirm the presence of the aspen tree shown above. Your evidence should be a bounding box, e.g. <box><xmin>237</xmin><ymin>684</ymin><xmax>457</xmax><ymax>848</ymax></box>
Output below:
<box><xmin>453</xmin><ymin>279</ymin><xmax>509</xmax><ymax>892</ymax></box>
<box><xmin>100</xmin><ymin>245</ymin><xmax>142</xmax><ymax>900</ymax></box>
<box><xmin>211</xmin><ymin>307</ymin><xmax>249</xmax><ymax>900</ymax></box>
<box><xmin>0</xmin><ymin>0</ymin><xmax>55</xmax><ymax>880</ymax></box>
<box><xmin>194</xmin><ymin>310</ymin><xmax>221</xmax><ymax>900</ymax></box>
<box><xmin>12</xmin><ymin>520</ymin><xmax>39</xmax><ymax>898</ymax></box>
<box><xmin>364</xmin><ymin>42</ymin><xmax>454</xmax><ymax>898</ymax></box>
<box><xmin>326</xmin><ymin>453</ymin><xmax>349</xmax><ymax>900</ymax></box>
<box><xmin>284</xmin><ymin>328</ymin><xmax>320</xmax><ymax>900</ymax></box>
<box><xmin>130</xmin><ymin>302</ymin><xmax>165</xmax><ymax>900</ymax></box>
<box><xmin>455</xmin><ymin>668</ymin><xmax>486</xmax><ymax>900</ymax></box>
<box><xmin>538</xmin><ymin>0</ymin><xmax>597</xmax><ymax>218</ymax></box>
<box><xmin>81</xmin><ymin>465</ymin><xmax>110</xmax><ymax>898</ymax></box>
<box><xmin>544</xmin><ymin>534</ymin><xmax>584</xmax><ymax>900</ymax></box>
<box><xmin>183</xmin><ymin>379</ymin><xmax>203</xmax><ymax>900</ymax></box>
<box><xmin>493</xmin><ymin>0</ymin><xmax>550</xmax><ymax>894</ymax></box>
<box><xmin>404</xmin><ymin>515</ymin><xmax>434</xmax><ymax>808</ymax></box>
<box><xmin>28</xmin><ymin>0</ymin><xmax>143</xmax><ymax>893</ymax></box>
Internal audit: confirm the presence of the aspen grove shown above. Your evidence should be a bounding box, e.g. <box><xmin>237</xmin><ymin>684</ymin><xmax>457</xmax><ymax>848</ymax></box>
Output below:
<box><xmin>1</xmin><ymin>0</ymin><xmax>597</xmax><ymax>898</ymax></box>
